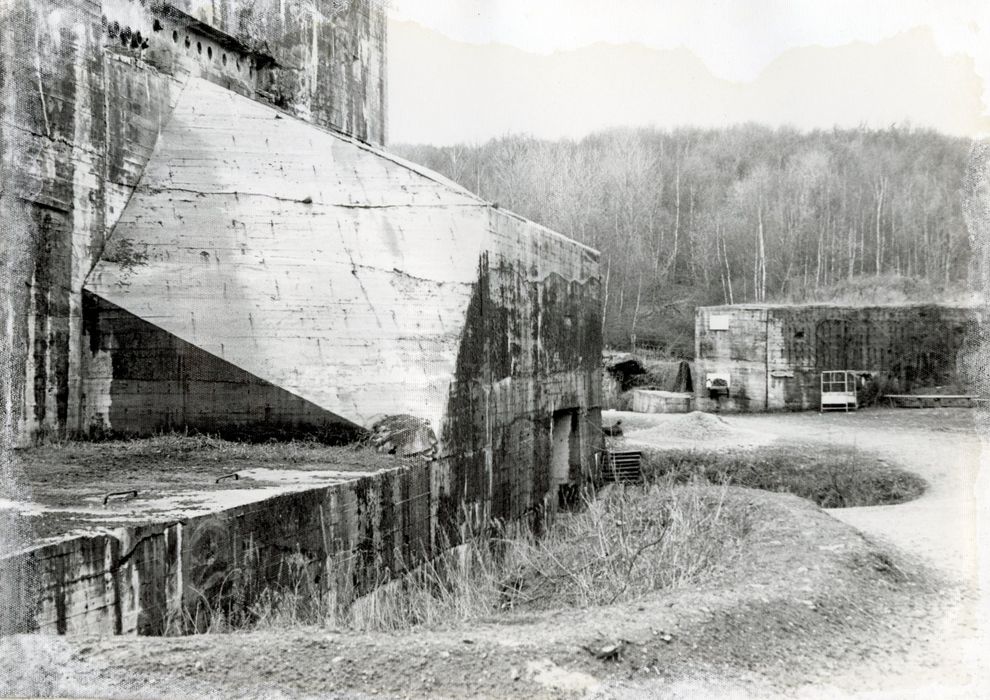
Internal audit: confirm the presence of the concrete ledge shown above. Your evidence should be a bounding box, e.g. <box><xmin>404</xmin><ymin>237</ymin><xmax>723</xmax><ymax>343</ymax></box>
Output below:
<box><xmin>1</xmin><ymin>462</ymin><xmax>446</xmax><ymax>635</ymax></box>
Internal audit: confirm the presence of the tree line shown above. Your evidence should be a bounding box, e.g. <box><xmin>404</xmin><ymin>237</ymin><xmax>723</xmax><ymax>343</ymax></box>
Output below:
<box><xmin>394</xmin><ymin>125</ymin><xmax>976</xmax><ymax>355</ymax></box>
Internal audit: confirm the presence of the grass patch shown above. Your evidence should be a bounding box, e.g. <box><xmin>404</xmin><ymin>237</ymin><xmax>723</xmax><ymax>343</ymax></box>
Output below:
<box><xmin>16</xmin><ymin>433</ymin><xmax>397</xmax><ymax>470</ymax></box>
<box><xmin>639</xmin><ymin>445</ymin><xmax>926</xmax><ymax>508</ymax></box>
<box><xmin>13</xmin><ymin>434</ymin><xmax>402</xmax><ymax>509</ymax></box>
<box><xmin>190</xmin><ymin>483</ymin><xmax>753</xmax><ymax>633</ymax></box>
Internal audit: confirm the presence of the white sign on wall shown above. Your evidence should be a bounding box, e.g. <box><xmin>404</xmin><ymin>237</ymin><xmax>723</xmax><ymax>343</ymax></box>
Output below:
<box><xmin>709</xmin><ymin>314</ymin><xmax>730</xmax><ymax>331</ymax></box>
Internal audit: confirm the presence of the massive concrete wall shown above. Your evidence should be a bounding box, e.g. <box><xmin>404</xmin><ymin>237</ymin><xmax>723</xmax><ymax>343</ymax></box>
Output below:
<box><xmin>2</xmin><ymin>0</ymin><xmax>601</xmax><ymax>624</ymax></box>
<box><xmin>1</xmin><ymin>0</ymin><xmax>386</xmax><ymax>444</ymax></box>
<box><xmin>695</xmin><ymin>304</ymin><xmax>983</xmax><ymax>411</ymax></box>
<box><xmin>1</xmin><ymin>0</ymin><xmax>107</xmax><ymax>443</ymax></box>
<box><xmin>163</xmin><ymin>0</ymin><xmax>387</xmax><ymax>140</ymax></box>
<box><xmin>81</xmin><ymin>292</ymin><xmax>363</xmax><ymax>441</ymax></box>
<box><xmin>441</xmin><ymin>209</ymin><xmax>602</xmax><ymax>532</ymax></box>
<box><xmin>85</xmin><ymin>78</ymin><xmax>487</xmax><ymax>432</ymax></box>
<box><xmin>82</xmin><ymin>76</ymin><xmax>602</xmax><ymax>536</ymax></box>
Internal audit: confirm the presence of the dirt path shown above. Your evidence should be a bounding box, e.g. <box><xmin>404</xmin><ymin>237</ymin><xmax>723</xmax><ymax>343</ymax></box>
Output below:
<box><xmin>613</xmin><ymin>407</ymin><xmax>990</xmax><ymax>698</ymax></box>
<box><xmin>726</xmin><ymin>409</ymin><xmax>984</xmax><ymax>583</ymax></box>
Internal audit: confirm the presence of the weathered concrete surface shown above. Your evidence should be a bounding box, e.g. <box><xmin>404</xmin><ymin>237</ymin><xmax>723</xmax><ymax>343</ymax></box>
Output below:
<box><xmin>630</xmin><ymin>390</ymin><xmax>693</xmax><ymax>414</ymax></box>
<box><xmin>85</xmin><ymin>77</ymin><xmax>488</xmax><ymax>431</ymax></box>
<box><xmin>1</xmin><ymin>0</ymin><xmax>388</xmax><ymax>445</ymax></box>
<box><xmin>2</xmin><ymin>0</ymin><xmax>602</xmax><ymax>637</ymax></box>
<box><xmin>695</xmin><ymin>304</ymin><xmax>984</xmax><ymax>412</ymax></box>
<box><xmin>81</xmin><ymin>75</ymin><xmax>602</xmax><ymax>533</ymax></box>
<box><xmin>0</xmin><ymin>462</ymin><xmax>434</xmax><ymax>635</ymax></box>
<box><xmin>81</xmin><ymin>291</ymin><xmax>363</xmax><ymax>441</ymax></box>
<box><xmin>161</xmin><ymin>0</ymin><xmax>388</xmax><ymax>141</ymax></box>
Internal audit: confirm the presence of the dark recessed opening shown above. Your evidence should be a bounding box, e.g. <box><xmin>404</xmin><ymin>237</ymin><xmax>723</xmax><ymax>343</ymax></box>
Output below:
<box><xmin>152</xmin><ymin>19</ymin><xmax>163</xmax><ymax>32</ymax></box>
<box><xmin>197</xmin><ymin>41</ymin><xmax>202</xmax><ymax>54</ymax></box>
<box><xmin>222</xmin><ymin>53</ymin><xmax>227</xmax><ymax>65</ymax></box>
<box><xmin>172</xmin><ymin>30</ymin><xmax>178</xmax><ymax>42</ymax></box>
<box><xmin>184</xmin><ymin>36</ymin><xmax>190</xmax><ymax>49</ymax></box>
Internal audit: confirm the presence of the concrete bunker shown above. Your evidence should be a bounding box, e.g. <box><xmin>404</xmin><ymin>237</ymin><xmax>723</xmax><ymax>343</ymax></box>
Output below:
<box><xmin>0</xmin><ymin>0</ymin><xmax>602</xmax><ymax>635</ymax></box>
<box><xmin>693</xmin><ymin>303</ymin><xmax>983</xmax><ymax>412</ymax></box>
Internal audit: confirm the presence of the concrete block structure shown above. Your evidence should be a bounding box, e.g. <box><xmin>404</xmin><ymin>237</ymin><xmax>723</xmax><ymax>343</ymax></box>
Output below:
<box><xmin>0</xmin><ymin>0</ymin><xmax>602</xmax><ymax>633</ymax></box>
<box><xmin>3</xmin><ymin>465</ymin><xmax>441</xmax><ymax>635</ymax></box>
<box><xmin>694</xmin><ymin>304</ymin><xmax>983</xmax><ymax>412</ymax></box>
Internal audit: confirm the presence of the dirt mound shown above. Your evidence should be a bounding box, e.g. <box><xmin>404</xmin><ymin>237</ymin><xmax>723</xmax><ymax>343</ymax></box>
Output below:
<box><xmin>605</xmin><ymin>410</ymin><xmax>775</xmax><ymax>449</ymax></box>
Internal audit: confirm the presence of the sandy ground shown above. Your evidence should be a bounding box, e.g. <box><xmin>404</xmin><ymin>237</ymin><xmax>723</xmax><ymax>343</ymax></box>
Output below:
<box><xmin>606</xmin><ymin>406</ymin><xmax>990</xmax><ymax>698</ymax></box>
<box><xmin>736</xmin><ymin>409</ymin><xmax>990</xmax><ymax>699</ymax></box>
<box><xmin>2</xmin><ymin>408</ymin><xmax>986</xmax><ymax>699</ymax></box>
<box><xmin>727</xmin><ymin>410</ymin><xmax>985</xmax><ymax>584</ymax></box>
<box><xmin>603</xmin><ymin>407</ymin><xmax>985</xmax><ymax>581</ymax></box>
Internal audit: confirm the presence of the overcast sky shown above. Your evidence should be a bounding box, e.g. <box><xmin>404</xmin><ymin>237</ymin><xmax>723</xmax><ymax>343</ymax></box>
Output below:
<box><xmin>385</xmin><ymin>0</ymin><xmax>990</xmax><ymax>145</ymax></box>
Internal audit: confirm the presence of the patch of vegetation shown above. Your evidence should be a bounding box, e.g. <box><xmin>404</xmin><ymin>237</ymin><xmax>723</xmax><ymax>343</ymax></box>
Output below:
<box><xmin>186</xmin><ymin>484</ymin><xmax>753</xmax><ymax>633</ymax></box>
<box><xmin>17</xmin><ymin>433</ymin><xmax>394</xmax><ymax>470</ymax></box>
<box><xmin>15</xmin><ymin>434</ymin><xmax>401</xmax><ymax>509</ymax></box>
<box><xmin>772</xmin><ymin>273</ymin><xmax>980</xmax><ymax>306</ymax></box>
<box><xmin>639</xmin><ymin>445</ymin><xmax>927</xmax><ymax>508</ymax></box>
<box><xmin>99</xmin><ymin>235</ymin><xmax>150</xmax><ymax>288</ymax></box>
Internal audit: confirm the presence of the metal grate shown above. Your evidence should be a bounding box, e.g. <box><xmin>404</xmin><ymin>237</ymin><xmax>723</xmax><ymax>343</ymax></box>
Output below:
<box><xmin>602</xmin><ymin>451</ymin><xmax>644</xmax><ymax>483</ymax></box>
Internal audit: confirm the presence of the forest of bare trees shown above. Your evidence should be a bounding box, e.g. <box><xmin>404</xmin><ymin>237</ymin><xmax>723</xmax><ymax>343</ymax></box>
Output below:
<box><xmin>395</xmin><ymin>125</ymin><xmax>976</xmax><ymax>355</ymax></box>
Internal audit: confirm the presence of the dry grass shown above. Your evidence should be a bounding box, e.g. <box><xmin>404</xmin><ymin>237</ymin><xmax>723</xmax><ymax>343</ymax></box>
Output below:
<box><xmin>187</xmin><ymin>483</ymin><xmax>753</xmax><ymax>634</ymax></box>
<box><xmin>13</xmin><ymin>433</ymin><xmax>401</xmax><ymax>510</ymax></box>
<box><xmin>640</xmin><ymin>445</ymin><xmax>926</xmax><ymax>508</ymax></box>
<box><xmin>17</xmin><ymin>432</ymin><xmax>396</xmax><ymax>470</ymax></box>
<box><xmin>339</xmin><ymin>484</ymin><xmax>751</xmax><ymax>631</ymax></box>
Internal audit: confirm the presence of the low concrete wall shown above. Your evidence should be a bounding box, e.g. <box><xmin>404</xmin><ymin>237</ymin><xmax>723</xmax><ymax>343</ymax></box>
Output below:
<box><xmin>630</xmin><ymin>390</ymin><xmax>693</xmax><ymax>414</ymax></box>
<box><xmin>1</xmin><ymin>459</ymin><xmax>540</xmax><ymax>636</ymax></box>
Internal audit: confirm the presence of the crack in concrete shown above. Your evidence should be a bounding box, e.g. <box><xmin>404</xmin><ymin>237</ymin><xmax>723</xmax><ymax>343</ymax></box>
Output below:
<box><xmin>114</xmin><ymin>524</ymin><xmax>177</xmax><ymax>569</ymax></box>
<box><xmin>138</xmin><ymin>184</ymin><xmax>486</xmax><ymax>210</ymax></box>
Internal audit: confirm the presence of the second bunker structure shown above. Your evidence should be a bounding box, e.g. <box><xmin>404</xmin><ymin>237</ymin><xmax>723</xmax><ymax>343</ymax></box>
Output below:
<box><xmin>693</xmin><ymin>303</ymin><xmax>983</xmax><ymax>412</ymax></box>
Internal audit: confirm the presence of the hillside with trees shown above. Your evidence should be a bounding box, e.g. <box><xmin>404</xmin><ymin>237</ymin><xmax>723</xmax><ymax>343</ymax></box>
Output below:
<box><xmin>395</xmin><ymin>126</ymin><xmax>976</xmax><ymax>356</ymax></box>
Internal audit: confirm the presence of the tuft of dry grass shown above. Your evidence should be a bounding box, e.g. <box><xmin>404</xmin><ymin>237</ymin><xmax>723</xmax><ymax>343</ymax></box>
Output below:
<box><xmin>484</xmin><ymin>484</ymin><xmax>752</xmax><ymax>613</ymax></box>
